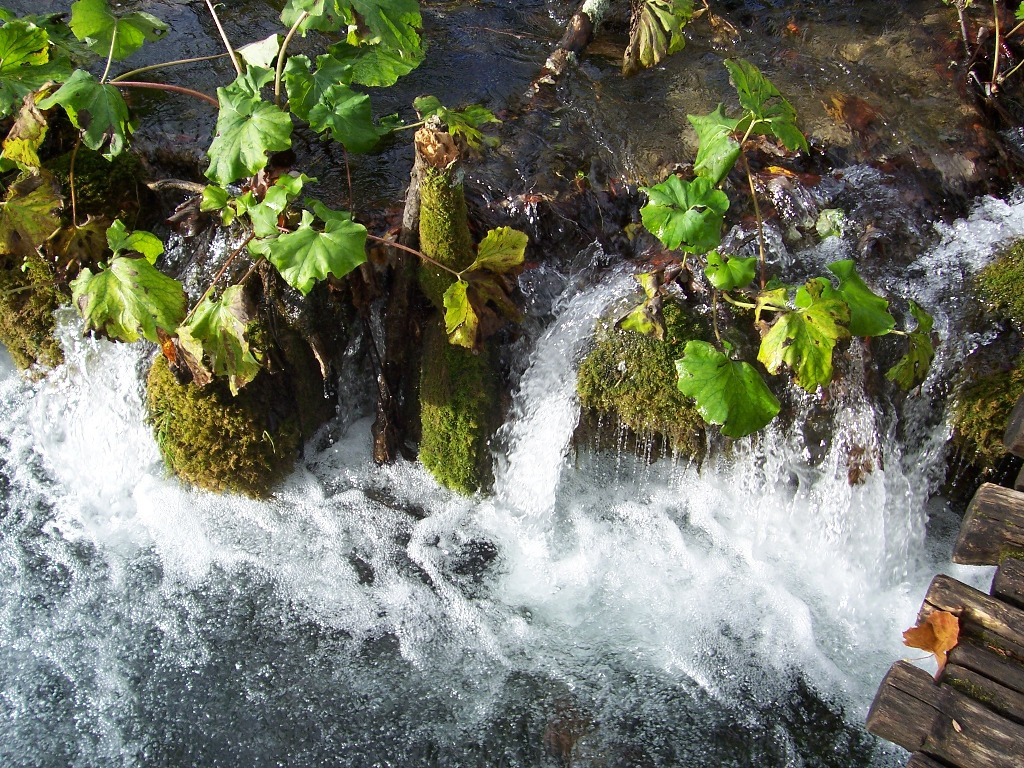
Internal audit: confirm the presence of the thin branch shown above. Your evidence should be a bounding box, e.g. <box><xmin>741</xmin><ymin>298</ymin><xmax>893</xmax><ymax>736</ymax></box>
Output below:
<box><xmin>365</xmin><ymin>233</ymin><xmax>461</xmax><ymax>278</ymax></box>
<box><xmin>275</xmin><ymin>11</ymin><xmax>309</xmax><ymax>107</ymax></box>
<box><xmin>993</xmin><ymin>0</ymin><xmax>1003</xmax><ymax>91</ymax></box>
<box><xmin>205</xmin><ymin>0</ymin><xmax>242</xmax><ymax>77</ymax></box>
<box><xmin>114</xmin><ymin>81</ymin><xmax>219</xmax><ymax>107</ymax></box>
<box><xmin>111</xmin><ymin>54</ymin><xmax>230</xmax><ymax>83</ymax></box>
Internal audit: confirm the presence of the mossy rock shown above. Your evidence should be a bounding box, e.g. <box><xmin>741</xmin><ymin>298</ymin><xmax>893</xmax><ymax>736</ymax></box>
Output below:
<box><xmin>147</xmin><ymin>356</ymin><xmax>304</xmax><ymax>498</ymax></box>
<box><xmin>577</xmin><ymin>299</ymin><xmax>706</xmax><ymax>461</ymax></box>
<box><xmin>0</xmin><ymin>252</ymin><xmax>63</xmax><ymax>370</ymax></box>
<box><xmin>418</xmin><ymin>320</ymin><xmax>497</xmax><ymax>495</ymax></box>
<box><xmin>950</xmin><ymin>358</ymin><xmax>1024</xmax><ymax>469</ymax></box>
<box><xmin>978</xmin><ymin>239</ymin><xmax>1024</xmax><ymax>326</ymax></box>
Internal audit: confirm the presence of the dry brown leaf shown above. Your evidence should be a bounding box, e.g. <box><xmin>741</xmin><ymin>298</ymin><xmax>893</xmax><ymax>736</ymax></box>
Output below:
<box><xmin>903</xmin><ymin>610</ymin><xmax>960</xmax><ymax>671</ymax></box>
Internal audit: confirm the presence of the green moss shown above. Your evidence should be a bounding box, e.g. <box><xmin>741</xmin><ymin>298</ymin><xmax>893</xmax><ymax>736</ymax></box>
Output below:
<box><xmin>951</xmin><ymin>358</ymin><xmax>1024</xmax><ymax>468</ymax></box>
<box><xmin>417</xmin><ymin>167</ymin><xmax>475</xmax><ymax>309</ymax></box>
<box><xmin>45</xmin><ymin>148</ymin><xmax>144</xmax><ymax>219</ymax></box>
<box><xmin>146</xmin><ymin>356</ymin><xmax>302</xmax><ymax>498</ymax></box>
<box><xmin>0</xmin><ymin>251</ymin><xmax>63</xmax><ymax>370</ymax></box>
<box><xmin>577</xmin><ymin>300</ymin><xmax>707</xmax><ymax>461</ymax></box>
<box><xmin>418</xmin><ymin>320</ymin><xmax>495</xmax><ymax>495</ymax></box>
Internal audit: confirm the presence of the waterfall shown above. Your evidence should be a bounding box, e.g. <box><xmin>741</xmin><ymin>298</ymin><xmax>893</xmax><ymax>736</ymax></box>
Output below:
<box><xmin>2</xmin><ymin>193</ymin><xmax>1023</xmax><ymax>766</ymax></box>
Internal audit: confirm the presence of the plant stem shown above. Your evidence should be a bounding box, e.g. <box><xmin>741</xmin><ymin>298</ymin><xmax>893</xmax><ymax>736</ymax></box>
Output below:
<box><xmin>993</xmin><ymin>0</ymin><xmax>1003</xmax><ymax>91</ymax></box>
<box><xmin>100</xmin><ymin>26</ymin><xmax>118</xmax><ymax>83</ymax></box>
<box><xmin>721</xmin><ymin>292</ymin><xmax>757</xmax><ymax>310</ymax></box>
<box><xmin>365</xmin><ymin>233</ymin><xmax>461</xmax><ymax>278</ymax></box>
<box><xmin>956</xmin><ymin>3</ymin><xmax>972</xmax><ymax>59</ymax></box>
<box><xmin>184</xmin><ymin>233</ymin><xmax>256</xmax><ymax>324</ymax></box>
<box><xmin>275</xmin><ymin>11</ymin><xmax>309</xmax><ymax>107</ymax></box>
<box><xmin>343</xmin><ymin>147</ymin><xmax>354</xmax><ymax>212</ymax></box>
<box><xmin>114</xmin><ymin>81</ymin><xmax>219</xmax><ymax>107</ymax></box>
<box><xmin>741</xmin><ymin>152</ymin><xmax>767</xmax><ymax>290</ymax></box>
<box><xmin>111</xmin><ymin>54</ymin><xmax>230</xmax><ymax>83</ymax></box>
<box><xmin>205</xmin><ymin>0</ymin><xmax>242</xmax><ymax>77</ymax></box>
<box><xmin>712</xmin><ymin>290</ymin><xmax>721</xmax><ymax>343</ymax></box>
<box><xmin>69</xmin><ymin>139</ymin><xmax>81</xmax><ymax>226</ymax></box>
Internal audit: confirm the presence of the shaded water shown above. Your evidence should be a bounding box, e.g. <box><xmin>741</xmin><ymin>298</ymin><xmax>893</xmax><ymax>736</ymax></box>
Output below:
<box><xmin>3</xmin><ymin>1</ymin><xmax>1023</xmax><ymax>766</ymax></box>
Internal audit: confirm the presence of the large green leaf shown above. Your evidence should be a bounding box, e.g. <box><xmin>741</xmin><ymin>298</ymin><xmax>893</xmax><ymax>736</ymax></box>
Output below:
<box><xmin>826</xmin><ymin>259</ymin><xmax>895</xmax><ymax>337</ymax></box>
<box><xmin>327</xmin><ymin>37</ymin><xmax>422</xmax><ymax>87</ymax></box>
<box><xmin>622</xmin><ymin>0</ymin><xmax>694</xmax><ymax>77</ymax></box>
<box><xmin>0</xmin><ymin>20</ymin><xmax>71</xmax><ymax>118</ymax></box>
<box><xmin>282</xmin><ymin>0</ymin><xmax>423</xmax><ymax>60</ymax></box>
<box><xmin>106</xmin><ymin>219</ymin><xmax>163</xmax><ymax>263</ymax></box>
<box><xmin>758</xmin><ymin>281</ymin><xmax>850</xmax><ymax>392</ymax></box>
<box><xmin>724</xmin><ymin>58</ymin><xmax>807</xmax><ymax>152</ymax></box>
<box><xmin>413</xmin><ymin>96</ymin><xmax>500</xmax><ymax>149</ymax></box>
<box><xmin>307</xmin><ymin>82</ymin><xmax>380</xmax><ymax>152</ymax></box>
<box><xmin>676</xmin><ymin>340</ymin><xmax>780</xmax><ymax>438</ymax></box>
<box><xmin>177</xmin><ymin>285</ymin><xmax>261</xmax><ymax>395</ymax></box>
<box><xmin>704</xmin><ymin>251</ymin><xmax>756</xmax><ymax>291</ymax></box>
<box><xmin>281</xmin><ymin>0</ymin><xmax>352</xmax><ymax>33</ymax></box>
<box><xmin>283</xmin><ymin>53</ymin><xmax>353</xmax><ymax>121</ymax></box>
<box><xmin>640</xmin><ymin>175</ymin><xmax>729</xmax><ymax>253</ymax></box>
<box><xmin>886</xmin><ymin>300</ymin><xmax>935</xmax><ymax>390</ymax></box>
<box><xmin>38</xmin><ymin>69</ymin><xmax>132</xmax><ymax>158</ymax></box>
<box><xmin>205</xmin><ymin>66</ymin><xmax>293</xmax><ymax>186</ymax></box>
<box><xmin>254</xmin><ymin>203</ymin><xmax>367</xmax><ymax>294</ymax></box>
<box><xmin>688</xmin><ymin>105</ymin><xmax>741</xmax><ymax>186</ymax></box>
<box><xmin>0</xmin><ymin>170</ymin><xmax>62</xmax><ymax>255</ymax></box>
<box><xmin>72</xmin><ymin>256</ymin><xmax>186</xmax><ymax>343</ymax></box>
<box><xmin>442</xmin><ymin>279</ymin><xmax>478</xmax><ymax>349</ymax></box>
<box><xmin>70</xmin><ymin>0</ymin><xmax>167</xmax><ymax>61</ymax></box>
<box><xmin>469</xmin><ymin>227</ymin><xmax>528</xmax><ymax>273</ymax></box>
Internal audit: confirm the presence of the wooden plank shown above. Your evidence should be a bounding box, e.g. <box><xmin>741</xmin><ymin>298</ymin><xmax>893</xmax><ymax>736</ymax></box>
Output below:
<box><xmin>906</xmin><ymin>754</ymin><xmax>954</xmax><ymax>768</ymax></box>
<box><xmin>922</xmin><ymin>575</ymin><xmax>1024</xmax><ymax>653</ymax></box>
<box><xmin>992</xmin><ymin>558</ymin><xmax>1024</xmax><ymax>611</ymax></box>
<box><xmin>941</xmin><ymin>663</ymin><xmax>1024</xmax><ymax>724</ymax></box>
<box><xmin>954</xmin><ymin>483</ymin><xmax>1024</xmax><ymax>565</ymax></box>
<box><xmin>1003</xmin><ymin>393</ymin><xmax>1024</xmax><ymax>458</ymax></box>
<box><xmin>949</xmin><ymin>637</ymin><xmax>1024</xmax><ymax>697</ymax></box>
<box><xmin>867</xmin><ymin>660</ymin><xmax>1024</xmax><ymax>768</ymax></box>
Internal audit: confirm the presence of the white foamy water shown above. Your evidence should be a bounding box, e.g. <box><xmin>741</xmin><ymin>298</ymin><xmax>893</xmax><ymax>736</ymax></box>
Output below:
<box><xmin>1</xmin><ymin>193</ymin><xmax>1022</xmax><ymax>766</ymax></box>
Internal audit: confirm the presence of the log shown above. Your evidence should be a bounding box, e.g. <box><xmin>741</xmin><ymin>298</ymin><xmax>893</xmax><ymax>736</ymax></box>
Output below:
<box><xmin>949</xmin><ymin>636</ymin><xmax>1024</xmax><ymax>697</ymax></box>
<box><xmin>940</xmin><ymin>663</ymin><xmax>1024</xmax><ymax>724</ymax></box>
<box><xmin>866</xmin><ymin>661</ymin><xmax>1024</xmax><ymax>768</ymax></box>
<box><xmin>1002</xmin><ymin>393</ymin><xmax>1024</xmax><ymax>457</ymax></box>
<box><xmin>953</xmin><ymin>483</ymin><xmax>1024</xmax><ymax>565</ymax></box>
<box><xmin>922</xmin><ymin>574</ymin><xmax>1024</xmax><ymax>654</ymax></box>
<box><xmin>906</xmin><ymin>755</ymin><xmax>954</xmax><ymax>768</ymax></box>
<box><xmin>992</xmin><ymin>558</ymin><xmax>1024</xmax><ymax>611</ymax></box>
<box><xmin>1014</xmin><ymin>463</ymin><xmax>1024</xmax><ymax>492</ymax></box>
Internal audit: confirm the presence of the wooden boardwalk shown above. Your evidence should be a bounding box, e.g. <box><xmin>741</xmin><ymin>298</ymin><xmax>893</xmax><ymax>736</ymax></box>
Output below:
<box><xmin>866</xmin><ymin>401</ymin><xmax>1024</xmax><ymax>768</ymax></box>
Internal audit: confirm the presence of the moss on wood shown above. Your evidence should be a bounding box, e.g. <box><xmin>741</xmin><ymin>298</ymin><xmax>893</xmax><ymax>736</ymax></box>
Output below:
<box><xmin>577</xmin><ymin>299</ymin><xmax>706</xmax><ymax>461</ymax></box>
<box><xmin>0</xmin><ymin>251</ymin><xmax>63</xmax><ymax>370</ymax></box>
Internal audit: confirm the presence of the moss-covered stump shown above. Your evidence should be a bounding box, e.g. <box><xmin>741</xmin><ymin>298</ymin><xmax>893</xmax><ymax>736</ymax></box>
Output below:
<box><xmin>147</xmin><ymin>356</ymin><xmax>304</xmax><ymax>498</ymax></box>
<box><xmin>577</xmin><ymin>300</ymin><xmax>706</xmax><ymax>461</ymax></box>
<box><xmin>0</xmin><ymin>252</ymin><xmax>63</xmax><ymax>370</ymax></box>
<box><xmin>951</xmin><ymin>358</ymin><xmax>1024</xmax><ymax>470</ymax></box>
<box><xmin>418</xmin><ymin>320</ymin><xmax>496</xmax><ymax>495</ymax></box>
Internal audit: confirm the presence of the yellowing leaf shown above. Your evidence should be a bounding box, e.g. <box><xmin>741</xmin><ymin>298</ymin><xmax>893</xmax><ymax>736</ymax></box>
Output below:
<box><xmin>903</xmin><ymin>610</ymin><xmax>959</xmax><ymax>671</ymax></box>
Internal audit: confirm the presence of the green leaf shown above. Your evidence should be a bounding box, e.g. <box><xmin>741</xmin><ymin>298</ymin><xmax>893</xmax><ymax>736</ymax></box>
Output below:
<box><xmin>37</xmin><ymin>69</ymin><xmax>132</xmax><ymax>158</ymax></box>
<box><xmin>282</xmin><ymin>0</ymin><xmax>424</xmax><ymax>63</ymax></box>
<box><xmin>886</xmin><ymin>300</ymin><xmax>936</xmax><ymax>390</ymax></box>
<box><xmin>70</xmin><ymin>0</ymin><xmax>168</xmax><ymax>61</ymax></box>
<box><xmin>205</xmin><ymin>66</ymin><xmax>293</xmax><ymax>186</ymax></box>
<box><xmin>826</xmin><ymin>260</ymin><xmax>895</xmax><ymax>337</ymax></box>
<box><xmin>0</xmin><ymin>20</ymin><xmax>71</xmax><ymax>118</ymax></box>
<box><xmin>724</xmin><ymin>58</ymin><xmax>808</xmax><ymax>152</ymax></box>
<box><xmin>307</xmin><ymin>82</ymin><xmax>380</xmax><ymax>152</ymax></box>
<box><xmin>704</xmin><ymin>251</ymin><xmax>756</xmax><ymax>291</ymax></box>
<box><xmin>469</xmin><ymin>227</ymin><xmax>527</xmax><ymax>273</ymax></box>
<box><xmin>200</xmin><ymin>185</ymin><xmax>234</xmax><ymax>225</ymax></box>
<box><xmin>177</xmin><ymin>285</ymin><xmax>261</xmax><ymax>395</ymax></box>
<box><xmin>622</xmin><ymin>0</ymin><xmax>694</xmax><ymax>77</ymax></box>
<box><xmin>282</xmin><ymin>0</ymin><xmax>352</xmax><ymax>33</ymax></box>
<box><xmin>676</xmin><ymin>340</ymin><xmax>780</xmax><ymax>437</ymax></box>
<box><xmin>1</xmin><ymin>89</ymin><xmax>49</xmax><ymax>170</ymax></box>
<box><xmin>327</xmin><ymin>37</ymin><xmax>422</xmax><ymax>87</ymax></box>
<box><xmin>754</xmin><ymin>285</ymin><xmax>789</xmax><ymax>324</ymax></box>
<box><xmin>442</xmin><ymin>279</ymin><xmax>478</xmax><ymax>349</ymax></box>
<box><xmin>106</xmin><ymin>219</ymin><xmax>163</xmax><ymax>263</ymax></box>
<box><xmin>1016</xmin><ymin>1</ymin><xmax>1023</xmax><ymax>21</ymax></box>
<box><xmin>283</xmin><ymin>53</ymin><xmax>353</xmax><ymax>122</ymax></box>
<box><xmin>255</xmin><ymin>203</ymin><xmax>366</xmax><ymax>294</ymax></box>
<box><xmin>640</xmin><ymin>175</ymin><xmax>729</xmax><ymax>253</ymax></box>
<box><xmin>0</xmin><ymin>170</ymin><xmax>62</xmax><ymax>255</ymax></box>
<box><xmin>816</xmin><ymin>208</ymin><xmax>845</xmax><ymax>239</ymax></box>
<box><xmin>413</xmin><ymin>95</ymin><xmax>501</xmax><ymax>149</ymax></box>
<box><xmin>238</xmin><ymin>34</ymin><xmax>281</xmax><ymax>69</ymax></box>
<box><xmin>688</xmin><ymin>105</ymin><xmax>741</xmax><ymax>185</ymax></box>
<box><xmin>619</xmin><ymin>297</ymin><xmax>664</xmax><ymax>339</ymax></box>
<box><xmin>71</xmin><ymin>255</ymin><xmax>186</xmax><ymax>343</ymax></box>
<box><xmin>758</xmin><ymin>280</ymin><xmax>850</xmax><ymax>392</ymax></box>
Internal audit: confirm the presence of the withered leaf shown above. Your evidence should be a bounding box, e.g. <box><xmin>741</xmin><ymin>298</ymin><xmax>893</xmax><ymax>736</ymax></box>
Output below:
<box><xmin>903</xmin><ymin>610</ymin><xmax>959</xmax><ymax>671</ymax></box>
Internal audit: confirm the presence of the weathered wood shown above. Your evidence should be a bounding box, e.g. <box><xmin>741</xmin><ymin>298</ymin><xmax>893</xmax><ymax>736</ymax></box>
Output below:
<box><xmin>922</xmin><ymin>574</ymin><xmax>1024</xmax><ymax>654</ymax></box>
<box><xmin>949</xmin><ymin>636</ymin><xmax>1024</xmax><ymax>697</ymax></box>
<box><xmin>867</xmin><ymin>660</ymin><xmax>1024</xmax><ymax>768</ymax></box>
<box><xmin>1002</xmin><ymin>393</ymin><xmax>1024</xmax><ymax>457</ymax></box>
<box><xmin>906</xmin><ymin>754</ymin><xmax>954</xmax><ymax>768</ymax></box>
<box><xmin>941</xmin><ymin>663</ymin><xmax>1024</xmax><ymax>724</ymax></box>
<box><xmin>953</xmin><ymin>483</ymin><xmax>1024</xmax><ymax>565</ymax></box>
<box><xmin>1014</xmin><ymin>463</ymin><xmax>1024</xmax><ymax>492</ymax></box>
<box><xmin>992</xmin><ymin>558</ymin><xmax>1024</xmax><ymax>611</ymax></box>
